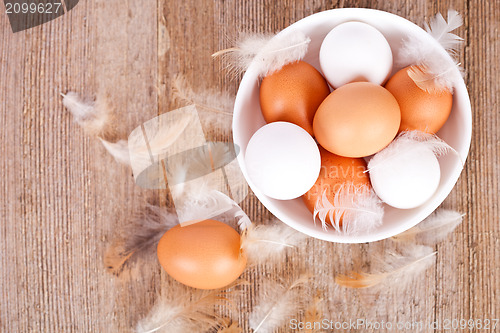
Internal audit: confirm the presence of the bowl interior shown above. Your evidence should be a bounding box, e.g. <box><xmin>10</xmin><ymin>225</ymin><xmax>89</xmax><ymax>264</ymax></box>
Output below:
<box><xmin>233</xmin><ymin>8</ymin><xmax>471</xmax><ymax>243</ymax></box>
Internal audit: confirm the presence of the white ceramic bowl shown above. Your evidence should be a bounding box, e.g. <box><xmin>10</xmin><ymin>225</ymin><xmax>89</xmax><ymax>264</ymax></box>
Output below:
<box><xmin>233</xmin><ymin>8</ymin><xmax>471</xmax><ymax>243</ymax></box>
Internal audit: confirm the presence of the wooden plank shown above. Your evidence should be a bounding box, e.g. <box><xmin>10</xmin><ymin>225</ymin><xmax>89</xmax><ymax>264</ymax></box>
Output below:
<box><xmin>462</xmin><ymin>0</ymin><xmax>500</xmax><ymax>325</ymax></box>
<box><xmin>0</xmin><ymin>0</ymin><xmax>159</xmax><ymax>331</ymax></box>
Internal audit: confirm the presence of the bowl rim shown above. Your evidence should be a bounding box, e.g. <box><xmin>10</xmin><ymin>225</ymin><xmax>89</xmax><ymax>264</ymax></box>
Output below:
<box><xmin>233</xmin><ymin>8</ymin><xmax>472</xmax><ymax>243</ymax></box>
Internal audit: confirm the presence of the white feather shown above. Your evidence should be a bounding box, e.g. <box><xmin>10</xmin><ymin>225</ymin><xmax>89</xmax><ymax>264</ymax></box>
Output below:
<box><xmin>233</xmin><ymin>208</ymin><xmax>252</xmax><ymax>231</ymax></box>
<box><xmin>99</xmin><ymin>139</ymin><xmax>130</xmax><ymax>165</ymax></box>
<box><xmin>136</xmin><ymin>288</ymin><xmax>227</xmax><ymax>333</ymax></box>
<box><xmin>392</xmin><ymin>209</ymin><xmax>464</xmax><ymax>244</ymax></box>
<box><xmin>214</xmin><ymin>31</ymin><xmax>310</xmax><ymax>77</ymax></box>
<box><xmin>249</xmin><ymin>275</ymin><xmax>311</xmax><ymax>333</ymax></box>
<box><xmin>240</xmin><ymin>221</ymin><xmax>308</xmax><ymax>265</ymax></box>
<box><xmin>425</xmin><ymin>10</ymin><xmax>464</xmax><ymax>52</ymax></box>
<box><xmin>62</xmin><ymin>92</ymin><xmax>110</xmax><ymax>135</ymax></box>
<box><xmin>367</xmin><ymin>131</ymin><xmax>458</xmax><ymax>172</ymax></box>
<box><xmin>397</xmin><ymin>10</ymin><xmax>464</xmax><ymax>92</ymax></box>
<box><xmin>313</xmin><ymin>183</ymin><xmax>384</xmax><ymax>235</ymax></box>
<box><xmin>172</xmin><ymin>187</ymin><xmax>251</xmax><ymax>228</ymax></box>
<box><xmin>212</xmin><ymin>191</ymin><xmax>252</xmax><ymax>231</ymax></box>
<box><xmin>336</xmin><ymin>245</ymin><xmax>436</xmax><ymax>289</ymax></box>
<box><xmin>63</xmin><ymin>92</ymin><xmax>132</xmax><ymax>165</ymax></box>
<box><xmin>175</xmin><ymin>190</ymin><xmax>235</xmax><ymax>225</ymax></box>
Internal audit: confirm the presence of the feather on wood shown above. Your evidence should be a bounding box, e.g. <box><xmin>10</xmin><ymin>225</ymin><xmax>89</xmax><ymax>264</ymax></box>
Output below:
<box><xmin>104</xmin><ymin>204</ymin><xmax>178</xmax><ymax>277</ymax></box>
<box><xmin>335</xmin><ymin>245</ymin><xmax>436</xmax><ymax>289</ymax></box>
<box><xmin>249</xmin><ymin>274</ymin><xmax>311</xmax><ymax>333</ymax></box>
<box><xmin>392</xmin><ymin>209</ymin><xmax>464</xmax><ymax>244</ymax></box>
<box><xmin>240</xmin><ymin>221</ymin><xmax>308</xmax><ymax>265</ymax></box>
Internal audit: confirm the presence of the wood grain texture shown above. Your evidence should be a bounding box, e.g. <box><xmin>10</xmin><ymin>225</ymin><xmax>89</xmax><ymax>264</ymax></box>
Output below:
<box><xmin>0</xmin><ymin>0</ymin><xmax>498</xmax><ymax>332</ymax></box>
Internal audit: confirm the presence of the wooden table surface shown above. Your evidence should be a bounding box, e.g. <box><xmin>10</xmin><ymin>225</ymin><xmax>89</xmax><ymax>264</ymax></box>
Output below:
<box><xmin>1</xmin><ymin>0</ymin><xmax>498</xmax><ymax>332</ymax></box>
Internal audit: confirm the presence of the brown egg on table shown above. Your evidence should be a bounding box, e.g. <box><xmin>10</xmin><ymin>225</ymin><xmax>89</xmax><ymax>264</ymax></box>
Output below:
<box><xmin>302</xmin><ymin>147</ymin><xmax>372</xmax><ymax>225</ymax></box>
<box><xmin>259</xmin><ymin>60</ymin><xmax>330</xmax><ymax>136</ymax></box>
<box><xmin>313</xmin><ymin>82</ymin><xmax>401</xmax><ymax>158</ymax></box>
<box><xmin>385</xmin><ymin>65</ymin><xmax>453</xmax><ymax>134</ymax></box>
<box><xmin>157</xmin><ymin>219</ymin><xmax>246</xmax><ymax>289</ymax></box>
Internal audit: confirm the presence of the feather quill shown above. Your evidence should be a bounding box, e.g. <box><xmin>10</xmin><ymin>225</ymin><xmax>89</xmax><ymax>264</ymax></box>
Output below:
<box><xmin>213</xmin><ymin>31</ymin><xmax>310</xmax><ymax>77</ymax></box>
<box><xmin>249</xmin><ymin>274</ymin><xmax>311</xmax><ymax>333</ymax></box>
<box><xmin>398</xmin><ymin>10</ymin><xmax>464</xmax><ymax>92</ymax></box>
<box><xmin>335</xmin><ymin>245</ymin><xmax>436</xmax><ymax>289</ymax></box>
<box><xmin>392</xmin><ymin>209</ymin><xmax>464</xmax><ymax>244</ymax></box>
<box><xmin>313</xmin><ymin>184</ymin><xmax>384</xmax><ymax>235</ymax></box>
<box><xmin>104</xmin><ymin>204</ymin><xmax>179</xmax><ymax>277</ymax></box>
<box><xmin>367</xmin><ymin>131</ymin><xmax>458</xmax><ymax>172</ymax></box>
<box><xmin>240</xmin><ymin>222</ymin><xmax>308</xmax><ymax>265</ymax></box>
<box><xmin>136</xmin><ymin>288</ymin><xmax>229</xmax><ymax>333</ymax></box>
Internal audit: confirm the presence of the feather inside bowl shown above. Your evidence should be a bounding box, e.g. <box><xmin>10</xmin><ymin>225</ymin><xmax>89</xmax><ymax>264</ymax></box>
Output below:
<box><xmin>232</xmin><ymin>8</ymin><xmax>471</xmax><ymax>243</ymax></box>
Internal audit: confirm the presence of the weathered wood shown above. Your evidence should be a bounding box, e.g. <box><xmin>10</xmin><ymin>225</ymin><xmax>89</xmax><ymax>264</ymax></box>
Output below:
<box><xmin>0</xmin><ymin>0</ymin><xmax>498</xmax><ymax>332</ymax></box>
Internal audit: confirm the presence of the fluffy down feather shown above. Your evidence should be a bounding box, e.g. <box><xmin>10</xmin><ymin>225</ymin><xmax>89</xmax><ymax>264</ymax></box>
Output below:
<box><xmin>240</xmin><ymin>221</ymin><xmax>308</xmax><ymax>265</ymax></box>
<box><xmin>249</xmin><ymin>274</ymin><xmax>311</xmax><ymax>333</ymax></box>
<box><xmin>62</xmin><ymin>92</ymin><xmax>131</xmax><ymax>165</ymax></box>
<box><xmin>135</xmin><ymin>288</ymin><xmax>230</xmax><ymax>333</ymax></box>
<box><xmin>335</xmin><ymin>245</ymin><xmax>436</xmax><ymax>289</ymax></box>
<box><xmin>392</xmin><ymin>209</ymin><xmax>464</xmax><ymax>244</ymax></box>
<box><xmin>213</xmin><ymin>31</ymin><xmax>310</xmax><ymax>77</ymax></box>
<box><xmin>367</xmin><ymin>130</ymin><xmax>458</xmax><ymax>173</ymax></box>
<box><xmin>104</xmin><ymin>204</ymin><xmax>179</xmax><ymax>278</ymax></box>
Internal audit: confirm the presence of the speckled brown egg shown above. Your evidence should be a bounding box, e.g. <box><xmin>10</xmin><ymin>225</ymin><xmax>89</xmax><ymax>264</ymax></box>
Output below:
<box><xmin>385</xmin><ymin>66</ymin><xmax>453</xmax><ymax>134</ymax></box>
<box><xmin>259</xmin><ymin>61</ymin><xmax>330</xmax><ymax>136</ymax></box>
<box><xmin>157</xmin><ymin>219</ymin><xmax>246</xmax><ymax>289</ymax></box>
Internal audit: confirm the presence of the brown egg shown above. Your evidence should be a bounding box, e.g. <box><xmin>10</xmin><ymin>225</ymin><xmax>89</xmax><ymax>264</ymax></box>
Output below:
<box><xmin>385</xmin><ymin>66</ymin><xmax>453</xmax><ymax>134</ymax></box>
<box><xmin>313</xmin><ymin>82</ymin><xmax>401</xmax><ymax>158</ymax></box>
<box><xmin>157</xmin><ymin>219</ymin><xmax>246</xmax><ymax>289</ymax></box>
<box><xmin>302</xmin><ymin>147</ymin><xmax>371</xmax><ymax>224</ymax></box>
<box><xmin>259</xmin><ymin>61</ymin><xmax>330</xmax><ymax>136</ymax></box>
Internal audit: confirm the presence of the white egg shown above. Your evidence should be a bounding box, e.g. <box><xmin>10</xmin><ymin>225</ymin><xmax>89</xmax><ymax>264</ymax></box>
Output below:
<box><xmin>319</xmin><ymin>22</ymin><xmax>393</xmax><ymax>88</ymax></box>
<box><xmin>368</xmin><ymin>146</ymin><xmax>441</xmax><ymax>209</ymax></box>
<box><xmin>244</xmin><ymin>122</ymin><xmax>321</xmax><ymax>200</ymax></box>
